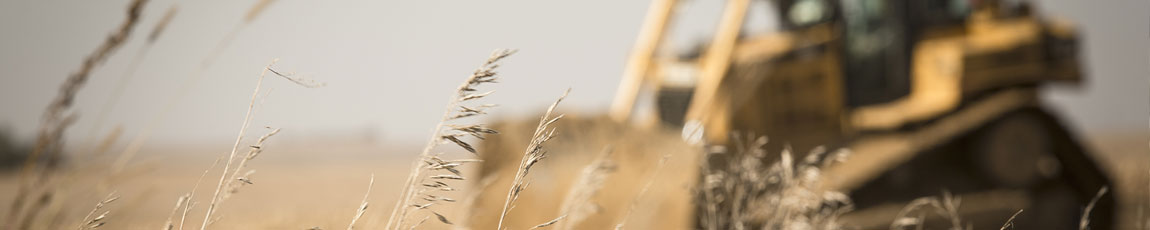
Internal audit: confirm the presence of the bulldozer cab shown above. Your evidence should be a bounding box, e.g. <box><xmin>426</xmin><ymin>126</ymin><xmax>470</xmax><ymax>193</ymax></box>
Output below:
<box><xmin>742</xmin><ymin>0</ymin><xmax>981</xmax><ymax>108</ymax></box>
<box><xmin>606</xmin><ymin>0</ymin><xmax>1096</xmax><ymax>168</ymax></box>
<box><xmin>661</xmin><ymin>0</ymin><xmax>928</xmax><ymax>147</ymax></box>
<box><xmin>614</xmin><ymin>0</ymin><xmax>1044</xmax><ymax>145</ymax></box>
<box><xmin>610</xmin><ymin>0</ymin><xmax>938</xmax><ymax>134</ymax></box>
<box><xmin>835</xmin><ymin>0</ymin><xmax>912</xmax><ymax>107</ymax></box>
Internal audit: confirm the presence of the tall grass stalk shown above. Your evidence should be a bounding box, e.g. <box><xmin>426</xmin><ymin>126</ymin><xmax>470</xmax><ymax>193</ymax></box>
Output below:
<box><xmin>556</xmin><ymin>147</ymin><xmax>617</xmax><ymax>230</ymax></box>
<box><xmin>615</xmin><ymin>152</ymin><xmax>670</xmax><ymax>230</ymax></box>
<box><xmin>3</xmin><ymin>1</ymin><xmax>148</xmax><ymax>228</ymax></box>
<box><xmin>495</xmin><ymin>89</ymin><xmax>569</xmax><ymax>230</ymax></box>
<box><xmin>110</xmin><ymin>0</ymin><xmax>281</xmax><ymax>172</ymax></box>
<box><xmin>196</xmin><ymin>59</ymin><xmax>313</xmax><ymax>229</ymax></box>
<box><xmin>199</xmin><ymin>60</ymin><xmax>277</xmax><ymax>229</ymax></box>
<box><xmin>386</xmin><ymin>49</ymin><xmax>516</xmax><ymax>230</ymax></box>
<box><xmin>76</xmin><ymin>192</ymin><xmax>119</xmax><ymax>230</ymax></box>
<box><xmin>86</xmin><ymin>5</ymin><xmax>178</xmax><ymax>157</ymax></box>
<box><xmin>347</xmin><ymin>174</ymin><xmax>375</xmax><ymax>230</ymax></box>
<box><xmin>1079</xmin><ymin>187</ymin><xmax>1109</xmax><ymax>230</ymax></box>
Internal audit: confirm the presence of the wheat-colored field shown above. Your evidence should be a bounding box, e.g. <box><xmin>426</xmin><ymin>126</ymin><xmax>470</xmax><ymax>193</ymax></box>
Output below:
<box><xmin>0</xmin><ymin>127</ymin><xmax>1144</xmax><ymax>229</ymax></box>
<box><xmin>0</xmin><ymin>139</ymin><xmax>416</xmax><ymax>229</ymax></box>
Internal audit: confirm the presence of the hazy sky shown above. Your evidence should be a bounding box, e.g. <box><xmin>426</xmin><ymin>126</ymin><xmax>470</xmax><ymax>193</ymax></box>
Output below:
<box><xmin>0</xmin><ymin>0</ymin><xmax>1146</xmax><ymax>146</ymax></box>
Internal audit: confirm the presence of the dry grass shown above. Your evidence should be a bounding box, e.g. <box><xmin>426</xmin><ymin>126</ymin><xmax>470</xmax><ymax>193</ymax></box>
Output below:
<box><xmin>25</xmin><ymin>0</ymin><xmax>148</xmax><ymax>170</ymax></box>
<box><xmin>1080</xmin><ymin>187</ymin><xmax>1110</xmax><ymax>230</ymax></box>
<box><xmin>110</xmin><ymin>0</ymin><xmax>282</xmax><ymax>173</ymax></box>
<box><xmin>385</xmin><ymin>49</ymin><xmax>516</xmax><ymax>230</ymax></box>
<box><xmin>4</xmin><ymin>12</ymin><xmax>315</xmax><ymax>225</ymax></box>
<box><xmin>698</xmin><ymin>134</ymin><xmax>852</xmax><ymax>230</ymax></box>
<box><xmin>346</xmin><ymin>174</ymin><xmax>375</xmax><ymax>230</ymax></box>
<box><xmin>554</xmin><ymin>147</ymin><xmax>616</xmax><ymax>230</ymax></box>
<box><xmin>1000</xmin><ymin>209</ymin><xmax>1024</xmax><ymax>230</ymax></box>
<box><xmin>197</xmin><ymin>60</ymin><xmax>284</xmax><ymax>229</ymax></box>
<box><xmin>76</xmin><ymin>192</ymin><xmax>119</xmax><ymax>230</ymax></box>
<box><xmin>614</xmin><ymin>151</ymin><xmax>669</xmax><ymax>230</ymax></box>
<box><xmin>495</xmin><ymin>89</ymin><xmax>569</xmax><ymax>230</ymax></box>
<box><xmin>85</xmin><ymin>4</ymin><xmax>178</xmax><ymax>156</ymax></box>
<box><xmin>4</xmin><ymin>0</ymin><xmax>149</xmax><ymax>229</ymax></box>
<box><xmin>889</xmin><ymin>191</ymin><xmax>966</xmax><ymax>230</ymax></box>
<box><xmin>160</xmin><ymin>193</ymin><xmax>188</xmax><ymax>230</ymax></box>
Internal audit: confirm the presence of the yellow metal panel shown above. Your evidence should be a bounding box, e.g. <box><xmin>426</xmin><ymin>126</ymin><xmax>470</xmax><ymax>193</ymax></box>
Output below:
<box><xmin>850</xmin><ymin>38</ymin><xmax>965</xmax><ymax>130</ymax></box>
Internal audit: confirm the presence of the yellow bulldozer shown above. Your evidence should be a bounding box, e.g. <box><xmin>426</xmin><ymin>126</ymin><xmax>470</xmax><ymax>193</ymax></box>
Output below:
<box><xmin>471</xmin><ymin>0</ymin><xmax>1114</xmax><ymax>229</ymax></box>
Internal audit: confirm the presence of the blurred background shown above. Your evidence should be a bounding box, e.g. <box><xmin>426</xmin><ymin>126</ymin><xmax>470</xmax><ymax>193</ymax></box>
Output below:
<box><xmin>0</xmin><ymin>0</ymin><xmax>1145</xmax><ymax>229</ymax></box>
<box><xmin>0</xmin><ymin>0</ymin><xmax>1144</xmax><ymax>145</ymax></box>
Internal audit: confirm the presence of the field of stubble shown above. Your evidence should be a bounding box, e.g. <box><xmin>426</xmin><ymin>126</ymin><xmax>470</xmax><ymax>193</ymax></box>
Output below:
<box><xmin>0</xmin><ymin>130</ymin><xmax>1144</xmax><ymax>229</ymax></box>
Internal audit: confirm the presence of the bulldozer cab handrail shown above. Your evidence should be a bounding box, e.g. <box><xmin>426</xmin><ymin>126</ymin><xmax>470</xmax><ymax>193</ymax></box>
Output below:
<box><xmin>608</xmin><ymin>0</ymin><xmax>678</xmax><ymax>122</ymax></box>
<box><xmin>683</xmin><ymin>0</ymin><xmax>752</xmax><ymax>132</ymax></box>
<box><xmin>609</xmin><ymin>0</ymin><xmax>752</xmax><ymax>136</ymax></box>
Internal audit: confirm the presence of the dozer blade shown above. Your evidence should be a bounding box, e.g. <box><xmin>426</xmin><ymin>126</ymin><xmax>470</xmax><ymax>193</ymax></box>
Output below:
<box><xmin>468</xmin><ymin>114</ymin><xmax>701</xmax><ymax>230</ymax></box>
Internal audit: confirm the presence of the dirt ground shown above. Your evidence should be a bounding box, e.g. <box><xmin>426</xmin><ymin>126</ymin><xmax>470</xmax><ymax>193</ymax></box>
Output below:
<box><xmin>0</xmin><ymin>128</ymin><xmax>1144</xmax><ymax>229</ymax></box>
<box><xmin>0</xmin><ymin>139</ymin><xmax>423</xmax><ymax>229</ymax></box>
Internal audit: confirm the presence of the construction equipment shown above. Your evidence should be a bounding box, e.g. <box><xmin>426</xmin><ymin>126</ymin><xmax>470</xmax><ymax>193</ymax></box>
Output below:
<box><xmin>472</xmin><ymin>0</ymin><xmax>1114</xmax><ymax>229</ymax></box>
